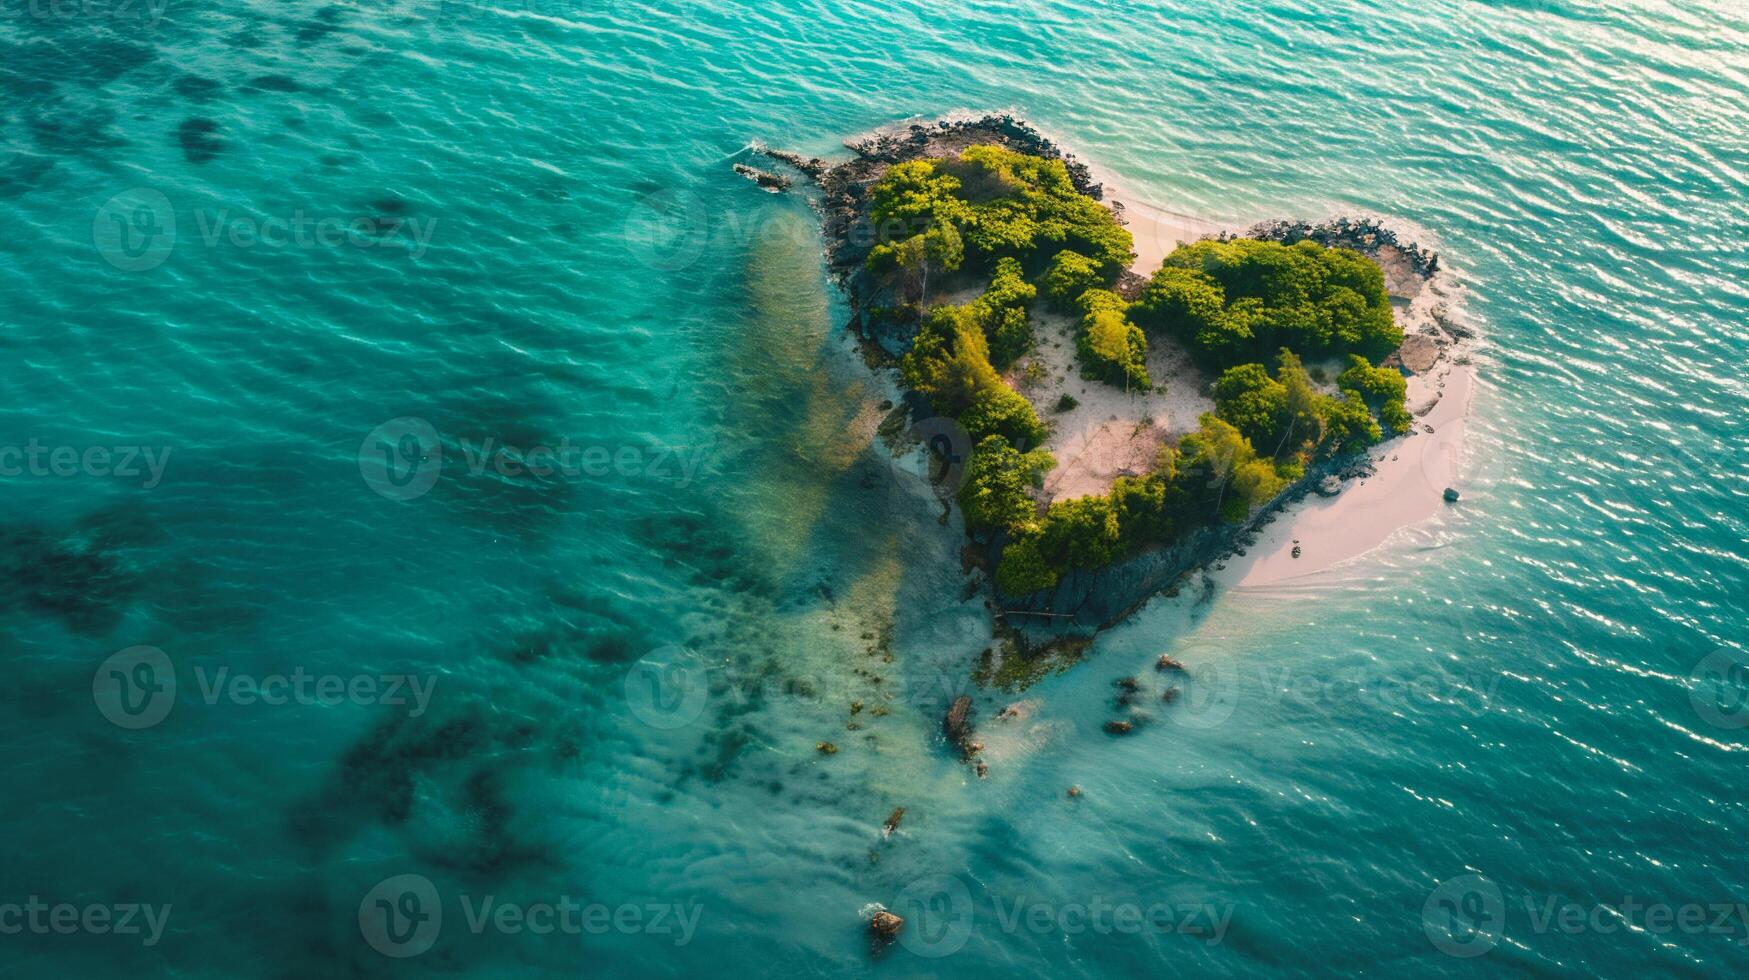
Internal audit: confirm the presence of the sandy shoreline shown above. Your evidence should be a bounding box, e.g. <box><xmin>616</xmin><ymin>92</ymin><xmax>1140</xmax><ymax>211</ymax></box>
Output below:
<box><xmin>1091</xmin><ymin>179</ymin><xmax>1480</xmax><ymax>586</ymax></box>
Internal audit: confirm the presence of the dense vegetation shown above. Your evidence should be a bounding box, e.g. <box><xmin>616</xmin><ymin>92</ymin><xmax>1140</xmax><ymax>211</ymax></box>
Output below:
<box><xmin>863</xmin><ymin>147</ymin><xmax>1415</xmax><ymax>596</ymax></box>
<box><xmin>1130</xmin><ymin>238</ymin><xmax>1403</xmax><ymax>368</ymax></box>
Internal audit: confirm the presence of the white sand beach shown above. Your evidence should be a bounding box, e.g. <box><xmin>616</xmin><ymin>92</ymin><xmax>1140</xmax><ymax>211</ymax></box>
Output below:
<box><xmin>1050</xmin><ymin>176</ymin><xmax>1480</xmax><ymax>584</ymax></box>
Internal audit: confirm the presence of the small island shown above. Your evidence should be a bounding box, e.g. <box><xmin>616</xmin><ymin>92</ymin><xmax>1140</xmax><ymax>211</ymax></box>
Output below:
<box><xmin>749</xmin><ymin>115</ymin><xmax>1470</xmax><ymax>647</ymax></box>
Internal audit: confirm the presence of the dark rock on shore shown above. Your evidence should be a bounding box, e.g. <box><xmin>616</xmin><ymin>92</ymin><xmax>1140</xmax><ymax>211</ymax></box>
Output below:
<box><xmin>1246</xmin><ymin>215</ymin><xmax>1440</xmax><ymax>280</ymax></box>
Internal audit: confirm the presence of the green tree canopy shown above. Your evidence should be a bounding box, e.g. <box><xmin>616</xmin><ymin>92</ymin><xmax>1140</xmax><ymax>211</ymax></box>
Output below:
<box><xmin>959</xmin><ymin>435</ymin><xmax>1055</xmax><ymax>532</ymax></box>
<box><xmin>1041</xmin><ymin>249</ymin><xmax>1105</xmax><ymax>311</ymax></box>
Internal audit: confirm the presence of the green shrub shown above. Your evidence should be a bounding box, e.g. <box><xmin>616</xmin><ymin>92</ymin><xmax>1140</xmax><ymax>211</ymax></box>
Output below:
<box><xmin>1074</xmin><ymin>289</ymin><xmax>1149</xmax><ymax>390</ymax></box>
<box><xmin>899</xmin><ymin>301</ymin><xmax>1046</xmax><ymax>447</ymax></box>
<box><xmin>1212</xmin><ymin>362</ymin><xmax>1287</xmax><ymax>448</ymax></box>
<box><xmin>961</xmin><ymin>381</ymin><xmax>1048</xmax><ymax>446</ymax></box>
<box><xmin>1337</xmin><ymin>355</ymin><xmax>1411</xmax><ymax>434</ymax></box>
<box><xmin>1041</xmin><ymin>249</ymin><xmax>1106</xmax><ymax>310</ymax></box>
<box><xmin>1213</xmin><ymin>349</ymin><xmax>1394</xmax><ymax>460</ymax></box>
<box><xmin>1132</xmin><ymin>238</ymin><xmax>1402</xmax><ymax>368</ymax></box>
<box><xmin>972</xmin><ymin>257</ymin><xmax>1037</xmax><ymax>367</ymax></box>
<box><xmin>995</xmin><ymin>534</ymin><xmax>1058</xmax><ymax>594</ymax></box>
<box><xmin>959</xmin><ymin>436</ymin><xmax>1055</xmax><ymax>532</ymax></box>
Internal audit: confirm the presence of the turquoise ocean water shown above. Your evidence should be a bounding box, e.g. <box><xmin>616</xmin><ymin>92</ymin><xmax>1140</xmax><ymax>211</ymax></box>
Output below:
<box><xmin>1</xmin><ymin>0</ymin><xmax>1746</xmax><ymax>975</ymax></box>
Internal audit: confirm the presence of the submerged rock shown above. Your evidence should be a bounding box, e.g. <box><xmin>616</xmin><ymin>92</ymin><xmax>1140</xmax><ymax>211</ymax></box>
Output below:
<box><xmin>882</xmin><ymin>806</ymin><xmax>904</xmax><ymax>838</ymax></box>
<box><xmin>944</xmin><ymin>695</ymin><xmax>973</xmax><ymax>744</ymax></box>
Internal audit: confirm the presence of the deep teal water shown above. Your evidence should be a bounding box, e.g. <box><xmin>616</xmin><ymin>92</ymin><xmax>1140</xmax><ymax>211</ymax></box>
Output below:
<box><xmin>2</xmin><ymin>0</ymin><xmax>1747</xmax><ymax>976</ymax></box>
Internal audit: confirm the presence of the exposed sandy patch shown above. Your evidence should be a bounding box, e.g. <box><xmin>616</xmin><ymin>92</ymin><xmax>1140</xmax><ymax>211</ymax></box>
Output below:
<box><xmin>1011</xmin><ymin>307</ymin><xmax>1215</xmax><ymax>503</ymax></box>
<box><xmin>1109</xmin><ymin>193</ymin><xmax>1230</xmax><ymax>277</ymax></box>
<box><xmin>998</xmin><ymin>184</ymin><xmax>1229</xmax><ymax>504</ymax></box>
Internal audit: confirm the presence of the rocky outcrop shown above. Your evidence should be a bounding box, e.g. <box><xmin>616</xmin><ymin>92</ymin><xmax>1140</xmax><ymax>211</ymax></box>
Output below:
<box><xmin>754</xmin><ymin>114</ymin><xmax>1106</xmax><ymax>358</ymax></box>
<box><xmin>1246</xmin><ymin>215</ymin><xmax>1440</xmax><ymax>279</ymax></box>
<box><xmin>732</xmin><ymin>163</ymin><xmax>791</xmax><ymax>192</ymax></box>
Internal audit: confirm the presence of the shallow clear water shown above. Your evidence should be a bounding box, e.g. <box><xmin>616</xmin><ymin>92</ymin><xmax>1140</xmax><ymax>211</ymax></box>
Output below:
<box><xmin>1</xmin><ymin>0</ymin><xmax>1746</xmax><ymax>975</ymax></box>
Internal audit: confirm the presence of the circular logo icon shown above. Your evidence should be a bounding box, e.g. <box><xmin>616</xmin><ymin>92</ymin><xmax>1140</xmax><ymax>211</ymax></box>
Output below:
<box><xmin>1162</xmin><ymin>644</ymin><xmax>1237</xmax><ymax>731</ymax></box>
<box><xmin>893</xmin><ymin>874</ymin><xmax>973</xmax><ymax>958</ymax></box>
<box><xmin>359</xmin><ymin>874</ymin><xmax>442</xmax><ymax>958</ymax></box>
<box><xmin>624</xmin><ymin>645</ymin><xmax>710</xmax><ymax>730</ymax></box>
<box><xmin>1689</xmin><ymin>648</ymin><xmax>1749</xmax><ymax>730</ymax></box>
<box><xmin>359</xmin><ymin>417</ymin><xmax>443</xmax><ymax>501</ymax></box>
<box><xmin>887</xmin><ymin>415</ymin><xmax>973</xmax><ymax>504</ymax></box>
<box><xmin>93</xmin><ymin>188</ymin><xmax>176</xmax><ymax>272</ymax></box>
<box><xmin>93</xmin><ymin>645</ymin><xmax>176</xmax><ymax>729</ymax></box>
<box><xmin>1422</xmin><ymin>874</ymin><xmax>1504</xmax><ymax>958</ymax></box>
<box><xmin>623</xmin><ymin>188</ymin><xmax>710</xmax><ymax>272</ymax></box>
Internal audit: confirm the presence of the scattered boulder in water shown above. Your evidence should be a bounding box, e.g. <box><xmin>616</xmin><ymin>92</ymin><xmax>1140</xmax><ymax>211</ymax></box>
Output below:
<box><xmin>1156</xmin><ymin>655</ymin><xmax>1186</xmax><ymax>672</ymax></box>
<box><xmin>1103</xmin><ymin>719</ymin><xmax>1134</xmax><ymax>735</ymax></box>
<box><xmin>1444</xmin><ymin>487</ymin><xmax>1461</xmax><ymax>503</ymax></box>
<box><xmin>732</xmin><ymin>162</ymin><xmax>791</xmax><ymax>192</ymax></box>
<box><xmin>817</xmin><ymin>741</ymin><xmax>838</xmax><ymax>755</ymax></box>
<box><xmin>869</xmin><ymin>909</ymin><xmax>903</xmax><ymax>943</ymax></box>
<box><xmin>1067</xmin><ymin>785</ymin><xmax>1082</xmax><ymax>798</ymax></box>
<box><xmin>882</xmin><ymin>807</ymin><xmax>904</xmax><ymax>838</ymax></box>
